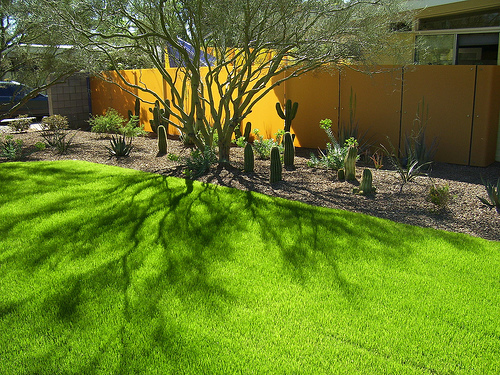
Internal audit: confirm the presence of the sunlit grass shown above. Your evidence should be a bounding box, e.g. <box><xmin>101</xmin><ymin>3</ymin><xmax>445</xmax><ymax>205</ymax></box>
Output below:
<box><xmin>0</xmin><ymin>160</ymin><xmax>499</xmax><ymax>374</ymax></box>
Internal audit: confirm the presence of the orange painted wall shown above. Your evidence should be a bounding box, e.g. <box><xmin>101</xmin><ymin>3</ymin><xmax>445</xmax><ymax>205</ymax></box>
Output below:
<box><xmin>90</xmin><ymin>65</ymin><xmax>500</xmax><ymax>166</ymax></box>
<box><xmin>401</xmin><ymin>66</ymin><xmax>476</xmax><ymax>166</ymax></box>
<box><xmin>339</xmin><ymin>67</ymin><xmax>403</xmax><ymax>151</ymax></box>
<box><xmin>283</xmin><ymin>68</ymin><xmax>340</xmax><ymax>148</ymax></box>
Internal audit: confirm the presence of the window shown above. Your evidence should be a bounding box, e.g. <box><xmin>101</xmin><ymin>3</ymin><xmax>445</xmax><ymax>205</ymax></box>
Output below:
<box><xmin>418</xmin><ymin>9</ymin><xmax>500</xmax><ymax>31</ymax></box>
<box><xmin>415</xmin><ymin>34</ymin><xmax>455</xmax><ymax>65</ymax></box>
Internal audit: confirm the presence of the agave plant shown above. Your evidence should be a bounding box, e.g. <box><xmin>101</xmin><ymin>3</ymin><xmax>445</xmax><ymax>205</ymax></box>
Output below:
<box><xmin>477</xmin><ymin>178</ymin><xmax>500</xmax><ymax>213</ymax></box>
<box><xmin>107</xmin><ymin>134</ymin><xmax>133</xmax><ymax>157</ymax></box>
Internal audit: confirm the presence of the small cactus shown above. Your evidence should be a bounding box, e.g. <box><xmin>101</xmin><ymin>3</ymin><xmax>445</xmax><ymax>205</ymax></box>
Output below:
<box><xmin>344</xmin><ymin>145</ymin><xmax>357</xmax><ymax>181</ymax></box>
<box><xmin>149</xmin><ymin>99</ymin><xmax>170</xmax><ymax>134</ymax></box>
<box><xmin>235</xmin><ymin>121</ymin><xmax>252</xmax><ymax>142</ymax></box>
<box><xmin>243</xmin><ymin>121</ymin><xmax>252</xmax><ymax>142</ymax></box>
<box><xmin>354</xmin><ymin>169</ymin><xmax>376</xmax><ymax>195</ymax></box>
<box><xmin>283</xmin><ymin>131</ymin><xmax>294</xmax><ymax>167</ymax></box>
<box><xmin>128</xmin><ymin>97</ymin><xmax>141</xmax><ymax>122</ymax></box>
<box><xmin>244</xmin><ymin>143</ymin><xmax>254</xmax><ymax>172</ymax></box>
<box><xmin>270</xmin><ymin>146</ymin><xmax>282</xmax><ymax>183</ymax></box>
<box><xmin>276</xmin><ymin>99</ymin><xmax>298</xmax><ymax>133</ymax></box>
<box><xmin>337</xmin><ymin>168</ymin><xmax>345</xmax><ymax>180</ymax></box>
<box><xmin>157</xmin><ymin>125</ymin><xmax>168</xmax><ymax>155</ymax></box>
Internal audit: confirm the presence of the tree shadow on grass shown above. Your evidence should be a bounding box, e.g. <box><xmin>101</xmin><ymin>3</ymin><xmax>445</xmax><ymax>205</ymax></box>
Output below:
<box><xmin>1</xmin><ymin>162</ymin><xmax>243</xmax><ymax>373</ymax></box>
<box><xmin>0</xmin><ymin>160</ymin><xmax>497</xmax><ymax>373</ymax></box>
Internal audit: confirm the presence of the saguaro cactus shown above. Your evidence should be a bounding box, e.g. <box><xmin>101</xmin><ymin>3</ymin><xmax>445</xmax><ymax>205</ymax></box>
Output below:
<box><xmin>344</xmin><ymin>145</ymin><xmax>358</xmax><ymax>181</ymax></box>
<box><xmin>283</xmin><ymin>131</ymin><xmax>295</xmax><ymax>167</ymax></box>
<box><xmin>276</xmin><ymin>99</ymin><xmax>299</xmax><ymax>133</ymax></box>
<box><xmin>157</xmin><ymin>125</ymin><xmax>168</xmax><ymax>155</ymax></box>
<box><xmin>244</xmin><ymin>143</ymin><xmax>254</xmax><ymax>172</ymax></box>
<box><xmin>270</xmin><ymin>146</ymin><xmax>282</xmax><ymax>183</ymax></box>
<box><xmin>354</xmin><ymin>169</ymin><xmax>376</xmax><ymax>195</ymax></box>
<box><xmin>148</xmin><ymin>99</ymin><xmax>170</xmax><ymax>134</ymax></box>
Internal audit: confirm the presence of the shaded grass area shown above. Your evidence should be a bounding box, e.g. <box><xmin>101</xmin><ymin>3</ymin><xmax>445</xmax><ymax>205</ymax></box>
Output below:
<box><xmin>0</xmin><ymin>160</ymin><xmax>499</xmax><ymax>374</ymax></box>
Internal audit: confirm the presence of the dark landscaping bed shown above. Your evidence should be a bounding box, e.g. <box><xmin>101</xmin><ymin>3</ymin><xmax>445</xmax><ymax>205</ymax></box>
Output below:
<box><xmin>2</xmin><ymin>128</ymin><xmax>499</xmax><ymax>241</ymax></box>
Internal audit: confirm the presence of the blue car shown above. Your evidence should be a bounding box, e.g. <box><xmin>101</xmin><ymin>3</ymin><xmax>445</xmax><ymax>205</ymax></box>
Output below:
<box><xmin>0</xmin><ymin>81</ymin><xmax>49</xmax><ymax>120</ymax></box>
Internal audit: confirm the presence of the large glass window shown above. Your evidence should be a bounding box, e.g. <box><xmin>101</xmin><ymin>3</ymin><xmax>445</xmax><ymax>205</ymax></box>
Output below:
<box><xmin>457</xmin><ymin>33</ymin><xmax>499</xmax><ymax>65</ymax></box>
<box><xmin>419</xmin><ymin>10</ymin><xmax>500</xmax><ymax>31</ymax></box>
<box><xmin>415</xmin><ymin>34</ymin><xmax>455</xmax><ymax>65</ymax></box>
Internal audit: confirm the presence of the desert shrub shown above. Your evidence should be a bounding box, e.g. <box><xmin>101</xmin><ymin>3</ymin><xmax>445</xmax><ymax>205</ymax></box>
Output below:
<box><xmin>40</xmin><ymin>115</ymin><xmax>76</xmax><ymax>154</ymax></box>
<box><xmin>426</xmin><ymin>182</ymin><xmax>451</xmax><ymax>209</ymax></box>
<box><xmin>41</xmin><ymin>114</ymin><xmax>69</xmax><ymax>130</ymax></box>
<box><xmin>252</xmin><ymin>129</ymin><xmax>283</xmax><ymax>160</ymax></box>
<box><xmin>0</xmin><ymin>135</ymin><xmax>24</xmax><ymax>160</ymax></box>
<box><xmin>34</xmin><ymin>142</ymin><xmax>46</xmax><ymax>150</ymax></box>
<box><xmin>8</xmin><ymin>115</ymin><xmax>32</xmax><ymax>132</ymax></box>
<box><xmin>107</xmin><ymin>134</ymin><xmax>133</xmax><ymax>157</ymax></box>
<box><xmin>120</xmin><ymin>116</ymin><xmax>147</xmax><ymax>137</ymax></box>
<box><xmin>478</xmin><ymin>178</ymin><xmax>500</xmax><ymax>213</ymax></box>
<box><xmin>370</xmin><ymin>150</ymin><xmax>384</xmax><ymax>170</ymax></box>
<box><xmin>233</xmin><ymin>136</ymin><xmax>247</xmax><ymax>148</ymax></box>
<box><xmin>89</xmin><ymin>108</ymin><xmax>124</xmax><ymax>134</ymax></box>
<box><xmin>308</xmin><ymin>119</ymin><xmax>358</xmax><ymax>170</ymax></box>
<box><xmin>183</xmin><ymin>148</ymin><xmax>217</xmax><ymax>178</ymax></box>
<box><xmin>381</xmin><ymin>138</ymin><xmax>431</xmax><ymax>193</ymax></box>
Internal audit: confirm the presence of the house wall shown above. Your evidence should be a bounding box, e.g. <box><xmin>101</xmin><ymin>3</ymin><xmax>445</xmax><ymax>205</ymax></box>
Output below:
<box><xmin>90</xmin><ymin>64</ymin><xmax>500</xmax><ymax>166</ymax></box>
<box><xmin>48</xmin><ymin>74</ymin><xmax>91</xmax><ymax>129</ymax></box>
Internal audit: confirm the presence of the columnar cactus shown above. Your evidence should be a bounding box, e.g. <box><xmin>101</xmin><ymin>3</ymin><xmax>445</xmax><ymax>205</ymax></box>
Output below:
<box><xmin>157</xmin><ymin>125</ymin><xmax>168</xmax><ymax>155</ymax></box>
<box><xmin>354</xmin><ymin>168</ymin><xmax>376</xmax><ymax>195</ymax></box>
<box><xmin>235</xmin><ymin>121</ymin><xmax>252</xmax><ymax>142</ymax></box>
<box><xmin>244</xmin><ymin>143</ymin><xmax>254</xmax><ymax>172</ymax></box>
<box><xmin>276</xmin><ymin>99</ymin><xmax>299</xmax><ymax>133</ymax></box>
<box><xmin>337</xmin><ymin>168</ymin><xmax>345</xmax><ymax>181</ymax></box>
<box><xmin>128</xmin><ymin>97</ymin><xmax>141</xmax><ymax>122</ymax></box>
<box><xmin>270</xmin><ymin>146</ymin><xmax>282</xmax><ymax>183</ymax></box>
<box><xmin>344</xmin><ymin>145</ymin><xmax>358</xmax><ymax>181</ymax></box>
<box><xmin>283</xmin><ymin>131</ymin><xmax>295</xmax><ymax>167</ymax></box>
<box><xmin>243</xmin><ymin>121</ymin><xmax>252</xmax><ymax>142</ymax></box>
<box><xmin>149</xmin><ymin>99</ymin><xmax>170</xmax><ymax>134</ymax></box>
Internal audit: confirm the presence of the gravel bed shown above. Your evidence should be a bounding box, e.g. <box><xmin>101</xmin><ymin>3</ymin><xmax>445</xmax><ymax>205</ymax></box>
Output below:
<box><xmin>2</xmin><ymin>128</ymin><xmax>499</xmax><ymax>242</ymax></box>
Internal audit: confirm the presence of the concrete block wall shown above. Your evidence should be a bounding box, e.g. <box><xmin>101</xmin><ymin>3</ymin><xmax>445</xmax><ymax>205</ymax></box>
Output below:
<box><xmin>48</xmin><ymin>74</ymin><xmax>91</xmax><ymax>129</ymax></box>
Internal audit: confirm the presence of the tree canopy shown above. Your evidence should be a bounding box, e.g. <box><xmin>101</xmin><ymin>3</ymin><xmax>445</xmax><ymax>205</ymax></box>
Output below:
<box><xmin>44</xmin><ymin>0</ymin><xmax>411</xmax><ymax>162</ymax></box>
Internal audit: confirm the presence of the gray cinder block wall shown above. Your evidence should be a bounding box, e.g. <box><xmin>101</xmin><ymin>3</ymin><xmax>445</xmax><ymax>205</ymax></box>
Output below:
<box><xmin>47</xmin><ymin>74</ymin><xmax>91</xmax><ymax>129</ymax></box>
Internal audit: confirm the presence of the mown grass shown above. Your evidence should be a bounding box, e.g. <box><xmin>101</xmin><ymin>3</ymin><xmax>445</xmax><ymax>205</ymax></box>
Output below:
<box><xmin>0</xmin><ymin>160</ymin><xmax>499</xmax><ymax>374</ymax></box>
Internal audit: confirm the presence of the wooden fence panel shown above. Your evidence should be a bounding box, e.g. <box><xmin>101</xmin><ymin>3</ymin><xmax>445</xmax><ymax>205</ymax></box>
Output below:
<box><xmin>470</xmin><ymin>66</ymin><xmax>500</xmax><ymax>166</ymax></box>
<box><xmin>401</xmin><ymin>66</ymin><xmax>476</xmax><ymax>165</ymax></box>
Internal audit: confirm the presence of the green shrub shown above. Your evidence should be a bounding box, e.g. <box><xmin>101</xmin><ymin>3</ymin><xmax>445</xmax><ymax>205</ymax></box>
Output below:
<box><xmin>40</xmin><ymin>115</ymin><xmax>75</xmax><ymax>155</ymax></box>
<box><xmin>89</xmin><ymin>108</ymin><xmax>124</xmax><ymax>134</ymax></box>
<box><xmin>381</xmin><ymin>138</ymin><xmax>431</xmax><ymax>193</ymax></box>
<box><xmin>183</xmin><ymin>148</ymin><xmax>217</xmax><ymax>179</ymax></box>
<box><xmin>41</xmin><ymin>114</ymin><xmax>69</xmax><ymax>131</ymax></box>
<box><xmin>8</xmin><ymin>115</ymin><xmax>32</xmax><ymax>132</ymax></box>
<box><xmin>0</xmin><ymin>135</ymin><xmax>24</xmax><ymax>160</ymax></box>
<box><xmin>426</xmin><ymin>182</ymin><xmax>451</xmax><ymax>209</ymax></box>
<box><xmin>308</xmin><ymin>119</ymin><xmax>358</xmax><ymax>171</ymax></box>
<box><xmin>252</xmin><ymin>129</ymin><xmax>283</xmax><ymax>160</ymax></box>
<box><xmin>120</xmin><ymin>116</ymin><xmax>147</xmax><ymax>137</ymax></box>
<box><xmin>34</xmin><ymin>142</ymin><xmax>46</xmax><ymax>151</ymax></box>
<box><xmin>233</xmin><ymin>136</ymin><xmax>247</xmax><ymax>148</ymax></box>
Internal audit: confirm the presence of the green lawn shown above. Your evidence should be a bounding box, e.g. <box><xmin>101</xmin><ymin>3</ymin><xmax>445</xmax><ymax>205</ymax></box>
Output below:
<box><xmin>0</xmin><ymin>160</ymin><xmax>499</xmax><ymax>374</ymax></box>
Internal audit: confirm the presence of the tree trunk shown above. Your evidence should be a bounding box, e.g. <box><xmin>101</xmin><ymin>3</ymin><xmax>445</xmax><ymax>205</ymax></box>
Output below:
<box><xmin>218</xmin><ymin>140</ymin><xmax>231</xmax><ymax>164</ymax></box>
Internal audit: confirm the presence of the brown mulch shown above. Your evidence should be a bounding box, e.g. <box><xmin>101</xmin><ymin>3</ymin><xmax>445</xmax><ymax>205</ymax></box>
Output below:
<box><xmin>2</xmin><ymin>128</ymin><xmax>500</xmax><ymax>242</ymax></box>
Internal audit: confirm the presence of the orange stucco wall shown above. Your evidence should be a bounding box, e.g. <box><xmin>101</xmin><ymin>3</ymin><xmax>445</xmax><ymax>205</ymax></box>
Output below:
<box><xmin>90</xmin><ymin>65</ymin><xmax>500</xmax><ymax>166</ymax></box>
